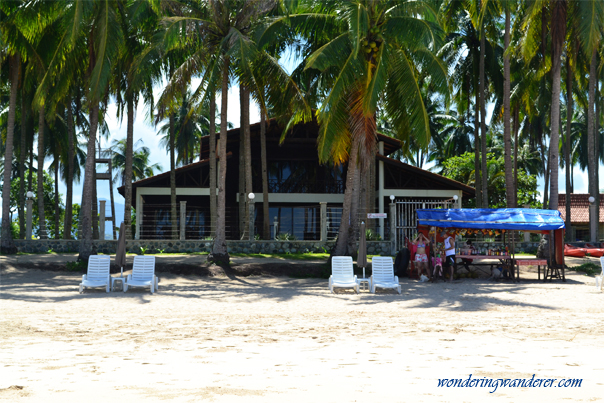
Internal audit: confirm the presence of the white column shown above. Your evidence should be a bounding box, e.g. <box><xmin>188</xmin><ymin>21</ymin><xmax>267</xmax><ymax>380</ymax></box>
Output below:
<box><xmin>378</xmin><ymin>141</ymin><xmax>385</xmax><ymax>239</ymax></box>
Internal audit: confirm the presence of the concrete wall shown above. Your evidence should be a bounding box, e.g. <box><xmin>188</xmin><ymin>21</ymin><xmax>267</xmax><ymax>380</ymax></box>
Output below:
<box><xmin>12</xmin><ymin>239</ymin><xmax>394</xmax><ymax>256</ymax></box>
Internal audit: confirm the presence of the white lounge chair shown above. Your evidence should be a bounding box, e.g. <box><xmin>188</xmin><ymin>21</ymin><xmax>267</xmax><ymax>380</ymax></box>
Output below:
<box><xmin>79</xmin><ymin>255</ymin><xmax>111</xmax><ymax>293</ymax></box>
<box><xmin>329</xmin><ymin>256</ymin><xmax>360</xmax><ymax>294</ymax></box>
<box><xmin>370</xmin><ymin>257</ymin><xmax>401</xmax><ymax>294</ymax></box>
<box><xmin>596</xmin><ymin>257</ymin><xmax>604</xmax><ymax>292</ymax></box>
<box><xmin>124</xmin><ymin>256</ymin><xmax>158</xmax><ymax>294</ymax></box>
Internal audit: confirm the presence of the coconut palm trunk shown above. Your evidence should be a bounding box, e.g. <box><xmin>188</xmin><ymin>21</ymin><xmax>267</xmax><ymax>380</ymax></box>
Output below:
<box><xmin>565</xmin><ymin>54</ymin><xmax>572</xmax><ymax>236</ymax></box>
<box><xmin>260</xmin><ymin>110</ymin><xmax>269</xmax><ymax>239</ymax></box>
<box><xmin>79</xmin><ymin>104</ymin><xmax>100</xmax><ymax>260</ymax></box>
<box><xmin>474</xmin><ymin>93</ymin><xmax>482</xmax><ymax>207</ymax></box>
<box><xmin>587</xmin><ymin>48</ymin><xmax>597</xmax><ymax>240</ymax></box>
<box><xmin>124</xmin><ymin>96</ymin><xmax>134</xmax><ymax>239</ymax></box>
<box><xmin>64</xmin><ymin>99</ymin><xmax>74</xmax><ymax>239</ymax></box>
<box><xmin>18</xmin><ymin>90</ymin><xmax>27</xmax><ymax>239</ymax></box>
<box><xmin>503</xmin><ymin>7</ymin><xmax>513</xmax><ymax>208</ymax></box>
<box><xmin>513</xmin><ymin>107</ymin><xmax>519</xmax><ymax>207</ymax></box>
<box><xmin>238</xmin><ymin>90</ymin><xmax>246</xmax><ymax>239</ymax></box>
<box><xmin>548</xmin><ymin>0</ymin><xmax>567</xmax><ymax>211</ymax></box>
<box><xmin>243</xmin><ymin>86</ymin><xmax>253</xmax><ymax>238</ymax></box>
<box><xmin>1</xmin><ymin>54</ymin><xmax>19</xmax><ymax>252</ymax></box>
<box><xmin>209</xmin><ymin>93</ymin><xmax>217</xmax><ymax>238</ymax></box>
<box><xmin>479</xmin><ymin>25</ymin><xmax>488</xmax><ymax>207</ymax></box>
<box><xmin>170</xmin><ymin>110</ymin><xmax>177</xmax><ymax>240</ymax></box>
<box><xmin>54</xmin><ymin>153</ymin><xmax>60</xmax><ymax>238</ymax></box>
<box><xmin>333</xmin><ymin>138</ymin><xmax>359</xmax><ymax>257</ymax></box>
<box><xmin>37</xmin><ymin>107</ymin><xmax>48</xmax><ymax>239</ymax></box>
<box><xmin>210</xmin><ymin>56</ymin><xmax>230</xmax><ymax>263</ymax></box>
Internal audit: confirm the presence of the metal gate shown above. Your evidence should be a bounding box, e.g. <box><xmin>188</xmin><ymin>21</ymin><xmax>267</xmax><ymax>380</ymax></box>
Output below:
<box><xmin>394</xmin><ymin>198</ymin><xmax>452</xmax><ymax>251</ymax></box>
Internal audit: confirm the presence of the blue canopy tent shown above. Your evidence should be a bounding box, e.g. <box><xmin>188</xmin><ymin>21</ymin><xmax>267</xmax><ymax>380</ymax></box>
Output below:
<box><xmin>416</xmin><ymin>208</ymin><xmax>565</xmax><ymax>232</ymax></box>
<box><xmin>416</xmin><ymin>208</ymin><xmax>565</xmax><ymax>281</ymax></box>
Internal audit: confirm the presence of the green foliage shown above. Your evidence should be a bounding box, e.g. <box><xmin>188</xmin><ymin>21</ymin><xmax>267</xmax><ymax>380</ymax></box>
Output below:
<box><xmin>275</xmin><ymin>232</ymin><xmax>297</xmax><ymax>241</ymax></box>
<box><xmin>441</xmin><ymin>152</ymin><xmax>539</xmax><ymax>208</ymax></box>
<box><xmin>568</xmin><ymin>263</ymin><xmax>600</xmax><ymax>276</ymax></box>
<box><xmin>139</xmin><ymin>246</ymin><xmax>147</xmax><ymax>255</ymax></box>
<box><xmin>66</xmin><ymin>260</ymin><xmax>87</xmax><ymax>272</ymax></box>
<box><xmin>365</xmin><ymin>229</ymin><xmax>381</xmax><ymax>241</ymax></box>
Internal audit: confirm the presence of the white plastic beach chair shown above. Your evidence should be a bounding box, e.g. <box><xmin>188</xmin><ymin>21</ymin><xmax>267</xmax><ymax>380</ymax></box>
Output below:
<box><xmin>124</xmin><ymin>256</ymin><xmax>158</xmax><ymax>294</ymax></box>
<box><xmin>596</xmin><ymin>257</ymin><xmax>604</xmax><ymax>292</ymax></box>
<box><xmin>329</xmin><ymin>256</ymin><xmax>359</xmax><ymax>294</ymax></box>
<box><xmin>79</xmin><ymin>255</ymin><xmax>111</xmax><ymax>293</ymax></box>
<box><xmin>370</xmin><ymin>257</ymin><xmax>401</xmax><ymax>294</ymax></box>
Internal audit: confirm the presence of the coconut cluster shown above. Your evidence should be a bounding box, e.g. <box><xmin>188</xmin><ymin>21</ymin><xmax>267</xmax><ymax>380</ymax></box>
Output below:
<box><xmin>361</xmin><ymin>26</ymin><xmax>383</xmax><ymax>54</ymax></box>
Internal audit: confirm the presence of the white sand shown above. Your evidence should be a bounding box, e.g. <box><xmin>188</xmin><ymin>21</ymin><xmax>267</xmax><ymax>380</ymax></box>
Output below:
<box><xmin>1</xmin><ymin>262</ymin><xmax>603</xmax><ymax>402</ymax></box>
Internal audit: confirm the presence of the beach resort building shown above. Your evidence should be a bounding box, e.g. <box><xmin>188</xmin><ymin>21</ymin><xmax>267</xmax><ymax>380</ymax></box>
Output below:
<box><xmin>557</xmin><ymin>194</ymin><xmax>604</xmax><ymax>241</ymax></box>
<box><xmin>118</xmin><ymin>118</ymin><xmax>474</xmax><ymax>242</ymax></box>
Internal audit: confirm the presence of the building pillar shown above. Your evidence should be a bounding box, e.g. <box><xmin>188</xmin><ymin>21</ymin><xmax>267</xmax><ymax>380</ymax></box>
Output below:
<box><xmin>320</xmin><ymin>202</ymin><xmax>327</xmax><ymax>242</ymax></box>
<box><xmin>389</xmin><ymin>198</ymin><xmax>396</xmax><ymax>254</ymax></box>
<box><xmin>26</xmin><ymin>198</ymin><xmax>33</xmax><ymax>240</ymax></box>
<box><xmin>180</xmin><ymin>200</ymin><xmax>187</xmax><ymax>240</ymax></box>
<box><xmin>273</xmin><ymin>216</ymin><xmax>279</xmax><ymax>240</ymax></box>
<box><xmin>135</xmin><ymin>194</ymin><xmax>142</xmax><ymax>240</ymax></box>
<box><xmin>248</xmin><ymin>197</ymin><xmax>255</xmax><ymax>241</ymax></box>
<box><xmin>99</xmin><ymin>200</ymin><xmax>106</xmax><ymax>240</ymax></box>
<box><xmin>590</xmin><ymin>197</ymin><xmax>597</xmax><ymax>243</ymax></box>
<box><xmin>378</xmin><ymin>141</ymin><xmax>385</xmax><ymax>239</ymax></box>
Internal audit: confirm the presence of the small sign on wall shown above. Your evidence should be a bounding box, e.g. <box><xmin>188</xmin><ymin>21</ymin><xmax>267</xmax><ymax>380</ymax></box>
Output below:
<box><xmin>367</xmin><ymin>213</ymin><xmax>387</xmax><ymax>219</ymax></box>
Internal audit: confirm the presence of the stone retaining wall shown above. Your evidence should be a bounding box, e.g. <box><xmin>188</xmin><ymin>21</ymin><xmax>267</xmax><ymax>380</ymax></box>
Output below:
<box><xmin>12</xmin><ymin>239</ymin><xmax>394</xmax><ymax>256</ymax></box>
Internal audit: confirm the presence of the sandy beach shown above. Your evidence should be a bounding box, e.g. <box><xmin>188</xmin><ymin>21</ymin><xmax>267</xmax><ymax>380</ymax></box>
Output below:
<box><xmin>1</xmin><ymin>255</ymin><xmax>603</xmax><ymax>402</ymax></box>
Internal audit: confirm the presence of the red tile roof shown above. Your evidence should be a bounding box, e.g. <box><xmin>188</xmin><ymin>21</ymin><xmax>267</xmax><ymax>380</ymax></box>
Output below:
<box><xmin>557</xmin><ymin>194</ymin><xmax>604</xmax><ymax>223</ymax></box>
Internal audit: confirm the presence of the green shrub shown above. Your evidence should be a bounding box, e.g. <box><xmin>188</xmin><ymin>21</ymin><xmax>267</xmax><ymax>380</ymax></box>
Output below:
<box><xmin>66</xmin><ymin>260</ymin><xmax>87</xmax><ymax>272</ymax></box>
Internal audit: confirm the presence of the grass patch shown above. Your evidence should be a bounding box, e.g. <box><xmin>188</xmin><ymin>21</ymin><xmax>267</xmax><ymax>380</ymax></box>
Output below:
<box><xmin>567</xmin><ymin>262</ymin><xmax>601</xmax><ymax>276</ymax></box>
<box><xmin>230</xmin><ymin>252</ymin><xmax>330</xmax><ymax>261</ymax></box>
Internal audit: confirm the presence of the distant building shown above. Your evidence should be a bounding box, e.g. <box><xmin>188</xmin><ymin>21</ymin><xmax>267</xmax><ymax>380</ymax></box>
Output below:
<box><xmin>557</xmin><ymin>194</ymin><xmax>604</xmax><ymax>241</ymax></box>
<box><xmin>118</xmin><ymin>118</ymin><xmax>474</xmax><ymax>241</ymax></box>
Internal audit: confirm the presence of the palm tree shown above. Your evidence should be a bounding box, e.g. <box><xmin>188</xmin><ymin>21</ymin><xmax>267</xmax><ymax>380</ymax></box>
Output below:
<box><xmin>111</xmin><ymin>138</ymin><xmax>162</xmax><ymax>186</ymax></box>
<box><xmin>271</xmin><ymin>0</ymin><xmax>448</xmax><ymax>255</ymax></box>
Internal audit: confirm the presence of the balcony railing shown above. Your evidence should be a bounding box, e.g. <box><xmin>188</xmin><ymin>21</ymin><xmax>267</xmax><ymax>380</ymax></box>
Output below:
<box><xmin>265</xmin><ymin>179</ymin><xmax>344</xmax><ymax>194</ymax></box>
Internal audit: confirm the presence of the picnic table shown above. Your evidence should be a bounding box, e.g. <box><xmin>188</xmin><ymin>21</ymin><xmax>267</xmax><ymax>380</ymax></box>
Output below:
<box><xmin>512</xmin><ymin>258</ymin><xmax>562</xmax><ymax>282</ymax></box>
<box><xmin>456</xmin><ymin>255</ymin><xmax>514</xmax><ymax>279</ymax></box>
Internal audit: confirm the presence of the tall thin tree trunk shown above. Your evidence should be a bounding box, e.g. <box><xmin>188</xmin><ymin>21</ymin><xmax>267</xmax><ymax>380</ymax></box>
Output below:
<box><xmin>1</xmin><ymin>54</ymin><xmax>19</xmax><ymax>252</ymax></box>
<box><xmin>474</xmin><ymin>94</ymin><xmax>482</xmax><ymax>207</ymax></box>
<box><xmin>19</xmin><ymin>84</ymin><xmax>27</xmax><ymax>239</ymax></box>
<box><xmin>124</xmin><ymin>96</ymin><xmax>134</xmax><ymax>239</ymax></box>
<box><xmin>64</xmin><ymin>98</ymin><xmax>74</xmax><ymax>239</ymax></box>
<box><xmin>542</xmin><ymin>142</ymin><xmax>550</xmax><ymax>210</ymax></box>
<box><xmin>78</xmin><ymin>104</ymin><xmax>100</xmax><ymax>260</ymax></box>
<box><xmin>170</xmin><ymin>110</ymin><xmax>177</xmax><ymax>240</ymax></box>
<box><xmin>92</xmin><ymin>162</ymin><xmax>99</xmax><ymax>240</ymax></box>
<box><xmin>28</xmin><ymin>138</ymin><xmax>33</xmax><ymax>192</ymax></box>
<box><xmin>565</xmin><ymin>54</ymin><xmax>572</xmax><ymax>237</ymax></box>
<box><xmin>587</xmin><ymin>49</ymin><xmax>598</xmax><ymax>241</ymax></box>
<box><xmin>210</xmin><ymin>56</ymin><xmax>230</xmax><ymax>262</ymax></box>
<box><xmin>513</xmin><ymin>107</ymin><xmax>519</xmax><ymax>207</ymax></box>
<box><xmin>37</xmin><ymin>107</ymin><xmax>47</xmax><ymax>239</ymax></box>
<box><xmin>548</xmin><ymin>0</ymin><xmax>566</xmax><ymax>210</ymax></box>
<box><xmin>596</xmin><ymin>71</ymin><xmax>601</xmax><ymax>241</ymax></box>
<box><xmin>243</xmin><ymin>86</ymin><xmax>253</xmax><ymax>238</ymax></box>
<box><xmin>333</xmin><ymin>139</ymin><xmax>359</xmax><ymax>256</ymax></box>
<box><xmin>260</xmin><ymin>110</ymin><xmax>269</xmax><ymax>239</ymax></box>
<box><xmin>238</xmin><ymin>89</ymin><xmax>246</xmax><ymax>239</ymax></box>
<box><xmin>209</xmin><ymin>93</ymin><xmax>217</xmax><ymax>238</ymax></box>
<box><xmin>503</xmin><ymin>7</ymin><xmax>514</xmax><ymax>208</ymax></box>
<box><xmin>54</xmin><ymin>155</ymin><xmax>60</xmax><ymax>239</ymax></box>
<box><xmin>480</xmin><ymin>25</ymin><xmax>488</xmax><ymax>207</ymax></box>
<box><xmin>346</xmin><ymin>163</ymin><xmax>362</xmax><ymax>257</ymax></box>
